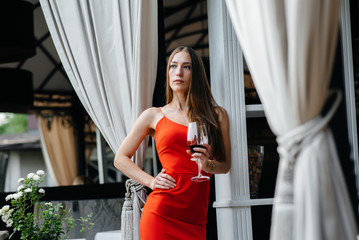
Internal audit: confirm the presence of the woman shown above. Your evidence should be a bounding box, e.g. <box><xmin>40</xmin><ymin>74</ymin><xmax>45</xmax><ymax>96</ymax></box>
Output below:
<box><xmin>114</xmin><ymin>46</ymin><xmax>231</xmax><ymax>239</ymax></box>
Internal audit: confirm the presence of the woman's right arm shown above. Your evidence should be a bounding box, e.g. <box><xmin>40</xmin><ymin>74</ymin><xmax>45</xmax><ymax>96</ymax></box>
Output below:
<box><xmin>114</xmin><ymin>108</ymin><xmax>176</xmax><ymax>190</ymax></box>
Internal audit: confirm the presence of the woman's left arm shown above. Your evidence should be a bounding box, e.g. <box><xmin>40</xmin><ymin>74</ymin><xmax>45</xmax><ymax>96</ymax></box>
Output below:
<box><xmin>190</xmin><ymin>107</ymin><xmax>232</xmax><ymax>174</ymax></box>
<box><xmin>208</xmin><ymin>106</ymin><xmax>231</xmax><ymax>173</ymax></box>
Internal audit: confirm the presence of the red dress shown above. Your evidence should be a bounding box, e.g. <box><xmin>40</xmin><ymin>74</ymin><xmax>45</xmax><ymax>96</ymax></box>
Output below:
<box><xmin>140</xmin><ymin>113</ymin><xmax>211</xmax><ymax>240</ymax></box>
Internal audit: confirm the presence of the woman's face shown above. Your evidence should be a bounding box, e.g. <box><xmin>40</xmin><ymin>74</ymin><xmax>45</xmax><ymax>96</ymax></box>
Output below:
<box><xmin>168</xmin><ymin>51</ymin><xmax>192</xmax><ymax>94</ymax></box>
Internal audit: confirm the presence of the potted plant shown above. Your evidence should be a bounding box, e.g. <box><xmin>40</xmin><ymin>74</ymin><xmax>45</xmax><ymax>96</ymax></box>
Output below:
<box><xmin>0</xmin><ymin>170</ymin><xmax>93</xmax><ymax>239</ymax></box>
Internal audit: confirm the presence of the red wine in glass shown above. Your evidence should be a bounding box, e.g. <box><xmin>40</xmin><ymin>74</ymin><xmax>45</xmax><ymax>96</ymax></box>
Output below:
<box><xmin>187</xmin><ymin>122</ymin><xmax>210</xmax><ymax>182</ymax></box>
<box><xmin>187</xmin><ymin>143</ymin><xmax>206</xmax><ymax>152</ymax></box>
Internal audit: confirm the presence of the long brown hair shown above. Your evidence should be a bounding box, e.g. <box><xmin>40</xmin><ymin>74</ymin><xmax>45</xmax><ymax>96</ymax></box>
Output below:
<box><xmin>166</xmin><ymin>46</ymin><xmax>226</xmax><ymax>162</ymax></box>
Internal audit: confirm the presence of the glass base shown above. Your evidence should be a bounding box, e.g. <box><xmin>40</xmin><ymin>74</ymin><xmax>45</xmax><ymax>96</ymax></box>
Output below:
<box><xmin>191</xmin><ymin>175</ymin><xmax>210</xmax><ymax>182</ymax></box>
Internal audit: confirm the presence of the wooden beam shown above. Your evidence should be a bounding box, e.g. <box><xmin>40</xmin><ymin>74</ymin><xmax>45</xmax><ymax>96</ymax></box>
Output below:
<box><xmin>165</xmin><ymin>15</ymin><xmax>207</xmax><ymax>33</ymax></box>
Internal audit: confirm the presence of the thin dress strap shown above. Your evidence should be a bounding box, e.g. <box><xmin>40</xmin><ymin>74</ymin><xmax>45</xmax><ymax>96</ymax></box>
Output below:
<box><xmin>159</xmin><ymin>107</ymin><xmax>165</xmax><ymax>116</ymax></box>
<box><xmin>155</xmin><ymin>108</ymin><xmax>166</xmax><ymax>131</ymax></box>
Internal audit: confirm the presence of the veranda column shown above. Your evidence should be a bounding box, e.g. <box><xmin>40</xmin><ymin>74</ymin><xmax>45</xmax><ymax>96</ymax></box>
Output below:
<box><xmin>208</xmin><ymin>0</ymin><xmax>252</xmax><ymax>239</ymax></box>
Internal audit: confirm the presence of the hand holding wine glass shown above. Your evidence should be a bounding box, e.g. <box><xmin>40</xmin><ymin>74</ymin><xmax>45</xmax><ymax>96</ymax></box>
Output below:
<box><xmin>187</xmin><ymin>122</ymin><xmax>210</xmax><ymax>182</ymax></box>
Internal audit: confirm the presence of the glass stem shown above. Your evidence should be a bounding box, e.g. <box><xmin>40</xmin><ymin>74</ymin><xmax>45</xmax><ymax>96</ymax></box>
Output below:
<box><xmin>197</xmin><ymin>158</ymin><xmax>201</xmax><ymax>176</ymax></box>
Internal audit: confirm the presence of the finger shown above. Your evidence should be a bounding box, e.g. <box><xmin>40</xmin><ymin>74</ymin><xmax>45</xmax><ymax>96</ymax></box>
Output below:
<box><xmin>202</xmin><ymin>143</ymin><xmax>211</xmax><ymax>150</ymax></box>
<box><xmin>159</xmin><ymin>169</ymin><xmax>175</xmax><ymax>181</ymax></box>
<box><xmin>202</xmin><ymin>143</ymin><xmax>213</xmax><ymax>157</ymax></box>
<box><xmin>157</xmin><ymin>178</ymin><xmax>176</xmax><ymax>188</ymax></box>
<box><xmin>192</xmin><ymin>152</ymin><xmax>208</xmax><ymax>160</ymax></box>
<box><xmin>163</xmin><ymin>179</ymin><xmax>176</xmax><ymax>188</ymax></box>
<box><xmin>191</xmin><ymin>157</ymin><xmax>205</xmax><ymax>164</ymax></box>
<box><xmin>193</xmin><ymin>147</ymin><xmax>210</xmax><ymax>158</ymax></box>
<box><xmin>162</xmin><ymin>174</ymin><xmax>176</xmax><ymax>183</ymax></box>
<box><xmin>154</xmin><ymin>183</ymin><xmax>171</xmax><ymax>190</ymax></box>
<box><xmin>158</xmin><ymin>170</ymin><xmax>176</xmax><ymax>186</ymax></box>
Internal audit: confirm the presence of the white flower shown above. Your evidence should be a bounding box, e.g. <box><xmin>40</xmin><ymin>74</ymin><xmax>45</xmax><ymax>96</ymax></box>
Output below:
<box><xmin>17</xmin><ymin>178</ymin><xmax>25</xmax><ymax>183</ymax></box>
<box><xmin>45</xmin><ymin>202</ymin><xmax>52</xmax><ymax>207</ymax></box>
<box><xmin>6</xmin><ymin>219</ymin><xmax>13</xmax><ymax>227</ymax></box>
<box><xmin>13</xmin><ymin>192</ymin><xmax>23</xmax><ymax>200</ymax></box>
<box><xmin>39</xmin><ymin>189</ymin><xmax>45</xmax><ymax>194</ymax></box>
<box><xmin>5</xmin><ymin>194</ymin><xmax>13</xmax><ymax>201</ymax></box>
<box><xmin>8</xmin><ymin>194</ymin><xmax>16</xmax><ymax>201</ymax></box>
<box><xmin>1</xmin><ymin>205</ymin><xmax>10</xmax><ymax>211</ymax></box>
<box><xmin>27</xmin><ymin>173</ymin><xmax>35</xmax><ymax>179</ymax></box>
<box><xmin>24</xmin><ymin>188</ymin><xmax>32</xmax><ymax>193</ymax></box>
<box><xmin>36</xmin><ymin>170</ymin><xmax>45</xmax><ymax>176</ymax></box>
<box><xmin>1</xmin><ymin>214</ymin><xmax>9</xmax><ymax>222</ymax></box>
<box><xmin>17</xmin><ymin>185</ymin><xmax>25</xmax><ymax>192</ymax></box>
<box><xmin>33</xmin><ymin>174</ymin><xmax>40</xmax><ymax>181</ymax></box>
<box><xmin>0</xmin><ymin>208</ymin><xmax>4</xmax><ymax>216</ymax></box>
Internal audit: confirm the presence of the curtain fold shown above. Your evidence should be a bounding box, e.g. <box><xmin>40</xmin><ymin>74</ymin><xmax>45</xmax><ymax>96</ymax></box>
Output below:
<box><xmin>4</xmin><ymin>152</ymin><xmax>21</xmax><ymax>192</ymax></box>
<box><xmin>39</xmin><ymin>1</ymin><xmax>157</xmax><ymax>239</ymax></box>
<box><xmin>224</xmin><ymin>0</ymin><xmax>357</xmax><ymax>239</ymax></box>
<box><xmin>37</xmin><ymin>114</ymin><xmax>77</xmax><ymax>186</ymax></box>
<box><xmin>39</xmin><ymin>0</ymin><xmax>158</xmax><ymax>169</ymax></box>
<box><xmin>37</xmin><ymin>116</ymin><xmax>58</xmax><ymax>187</ymax></box>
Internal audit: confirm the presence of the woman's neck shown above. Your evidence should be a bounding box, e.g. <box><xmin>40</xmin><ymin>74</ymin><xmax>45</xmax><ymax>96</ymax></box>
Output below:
<box><xmin>170</xmin><ymin>93</ymin><xmax>187</xmax><ymax>110</ymax></box>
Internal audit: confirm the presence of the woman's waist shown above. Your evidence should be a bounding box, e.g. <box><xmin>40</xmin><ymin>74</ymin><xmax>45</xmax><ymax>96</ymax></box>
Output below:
<box><xmin>162</xmin><ymin>162</ymin><xmax>211</xmax><ymax>177</ymax></box>
<box><xmin>150</xmin><ymin>173</ymin><xmax>211</xmax><ymax>196</ymax></box>
<box><xmin>159</xmin><ymin>157</ymin><xmax>202</xmax><ymax>175</ymax></box>
<box><xmin>162</xmin><ymin>168</ymin><xmax>197</xmax><ymax>175</ymax></box>
<box><xmin>145</xmin><ymin>182</ymin><xmax>210</xmax><ymax>225</ymax></box>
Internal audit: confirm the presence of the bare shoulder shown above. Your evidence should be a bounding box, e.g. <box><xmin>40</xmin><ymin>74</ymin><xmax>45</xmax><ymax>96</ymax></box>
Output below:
<box><xmin>140</xmin><ymin>107</ymin><xmax>161</xmax><ymax>118</ymax></box>
<box><xmin>137</xmin><ymin>107</ymin><xmax>163</xmax><ymax>132</ymax></box>
<box><xmin>215</xmin><ymin>106</ymin><xmax>229</xmax><ymax>123</ymax></box>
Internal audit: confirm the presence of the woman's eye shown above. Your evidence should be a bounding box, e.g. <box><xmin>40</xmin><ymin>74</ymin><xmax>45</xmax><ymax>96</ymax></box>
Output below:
<box><xmin>184</xmin><ymin>65</ymin><xmax>191</xmax><ymax>70</ymax></box>
<box><xmin>170</xmin><ymin>65</ymin><xmax>176</xmax><ymax>69</ymax></box>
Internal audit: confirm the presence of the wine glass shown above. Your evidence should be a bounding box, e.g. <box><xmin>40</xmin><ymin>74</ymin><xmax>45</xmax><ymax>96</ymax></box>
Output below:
<box><xmin>187</xmin><ymin>122</ymin><xmax>210</xmax><ymax>182</ymax></box>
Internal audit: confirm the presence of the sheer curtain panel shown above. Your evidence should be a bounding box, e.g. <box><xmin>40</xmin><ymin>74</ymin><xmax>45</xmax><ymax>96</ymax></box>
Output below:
<box><xmin>39</xmin><ymin>0</ymin><xmax>158</xmax><ymax>169</ymax></box>
<box><xmin>224</xmin><ymin>0</ymin><xmax>357</xmax><ymax>240</ymax></box>
<box><xmin>39</xmin><ymin>2</ymin><xmax>157</xmax><ymax>239</ymax></box>
<box><xmin>37</xmin><ymin>115</ymin><xmax>76</xmax><ymax>186</ymax></box>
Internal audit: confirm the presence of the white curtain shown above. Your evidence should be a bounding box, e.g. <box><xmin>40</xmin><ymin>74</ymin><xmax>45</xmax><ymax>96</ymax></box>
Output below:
<box><xmin>4</xmin><ymin>152</ymin><xmax>21</xmax><ymax>192</ymax></box>
<box><xmin>37</xmin><ymin>116</ymin><xmax>58</xmax><ymax>187</ymax></box>
<box><xmin>224</xmin><ymin>0</ymin><xmax>357</xmax><ymax>240</ymax></box>
<box><xmin>39</xmin><ymin>0</ymin><xmax>158</xmax><ymax>169</ymax></box>
<box><xmin>37</xmin><ymin>114</ymin><xmax>77</xmax><ymax>186</ymax></box>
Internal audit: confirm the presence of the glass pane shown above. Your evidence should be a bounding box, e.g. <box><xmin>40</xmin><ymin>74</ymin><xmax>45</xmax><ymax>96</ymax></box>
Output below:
<box><xmin>246</xmin><ymin>117</ymin><xmax>279</xmax><ymax>199</ymax></box>
<box><xmin>251</xmin><ymin>205</ymin><xmax>272</xmax><ymax>240</ymax></box>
